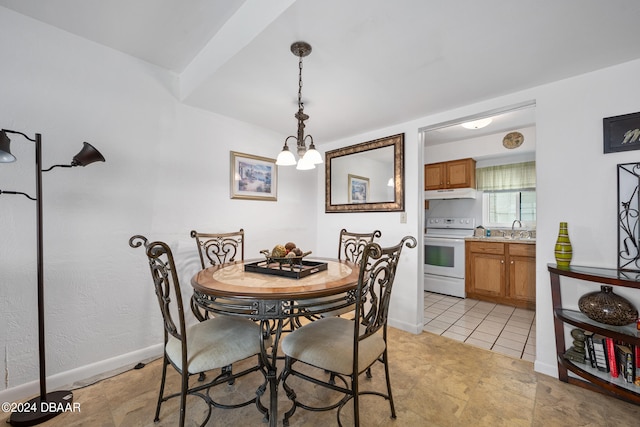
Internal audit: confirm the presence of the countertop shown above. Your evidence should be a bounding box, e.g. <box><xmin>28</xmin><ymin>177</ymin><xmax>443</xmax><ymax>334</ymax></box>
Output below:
<box><xmin>465</xmin><ymin>236</ymin><xmax>536</xmax><ymax>244</ymax></box>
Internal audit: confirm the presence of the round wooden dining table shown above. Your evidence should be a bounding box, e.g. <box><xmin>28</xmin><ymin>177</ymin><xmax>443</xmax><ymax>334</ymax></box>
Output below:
<box><xmin>191</xmin><ymin>258</ymin><xmax>360</xmax><ymax>427</ymax></box>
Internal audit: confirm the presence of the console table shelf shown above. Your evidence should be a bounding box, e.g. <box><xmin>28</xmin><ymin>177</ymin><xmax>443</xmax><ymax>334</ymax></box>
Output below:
<box><xmin>548</xmin><ymin>263</ymin><xmax>640</xmax><ymax>405</ymax></box>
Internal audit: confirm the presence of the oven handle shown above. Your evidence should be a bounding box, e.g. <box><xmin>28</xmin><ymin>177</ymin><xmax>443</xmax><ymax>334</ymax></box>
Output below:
<box><xmin>425</xmin><ymin>237</ymin><xmax>466</xmax><ymax>244</ymax></box>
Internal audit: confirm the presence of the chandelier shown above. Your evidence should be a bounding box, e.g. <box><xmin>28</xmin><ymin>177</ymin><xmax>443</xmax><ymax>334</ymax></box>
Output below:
<box><xmin>276</xmin><ymin>41</ymin><xmax>323</xmax><ymax>170</ymax></box>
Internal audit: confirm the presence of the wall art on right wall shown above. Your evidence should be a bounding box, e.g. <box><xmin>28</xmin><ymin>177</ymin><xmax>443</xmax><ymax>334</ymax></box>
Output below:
<box><xmin>618</xmin><ymin>162</ymin><xmax>640</xmax><ymax>273</ymax></box>
<box><xmin>604</xmin><ymin>112</ymin><xmax>640</xmax><ymax>153</ymax></box>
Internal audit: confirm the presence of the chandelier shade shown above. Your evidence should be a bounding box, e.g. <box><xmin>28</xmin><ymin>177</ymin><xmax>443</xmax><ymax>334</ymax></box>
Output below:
<box><xmin>276</xmin><ymin>41</ymin><xmax>323</xmax><ymax>170</ymax></box>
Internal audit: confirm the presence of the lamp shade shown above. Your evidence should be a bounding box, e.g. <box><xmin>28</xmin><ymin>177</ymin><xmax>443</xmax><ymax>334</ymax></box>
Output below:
<box><xmin>296</xmin><ymin>156</ymin><xmax>315</xmax><ymax>170</ymax></box>
<box><xmin>71</xmin><ymin>142</ymin><xmax>105</xmax><ymax>166</ymax></box>
<box><xmin>276</xmin><ymin>147</ymin><xmax>296</xmax><ymax>166</ymax></box>
<box><xmin>0</xmin><ymin>130</ymin><xmax>16</xmax><ymax>163</ymax></box>
<box><xmin>302</xmin><ymin>147</ymin><xmax>323</xmax><ymax>165</ymax></box>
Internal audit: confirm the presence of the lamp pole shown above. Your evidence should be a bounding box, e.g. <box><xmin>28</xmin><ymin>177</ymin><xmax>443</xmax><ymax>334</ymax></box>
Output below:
<box><xmin>34</xmin><ymin>133</ymin><xmax>48</xmax><ymax>403</ymax></box>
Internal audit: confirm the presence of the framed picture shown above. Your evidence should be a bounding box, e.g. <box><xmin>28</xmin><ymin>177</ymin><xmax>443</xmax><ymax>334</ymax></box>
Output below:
<box><xmin>230</xmin><ymin>151</ymin><xmax>277</xmax><ymax>201</ymax></box>
<box><xmin>348</xmin><ymin>174</ymin><xmax>369</xmax><ymax>203</ymax></box>
<box><xmin>604</xmin><ymin>112</ymin><xmax>640</xmax><ymax>154</ymax></box>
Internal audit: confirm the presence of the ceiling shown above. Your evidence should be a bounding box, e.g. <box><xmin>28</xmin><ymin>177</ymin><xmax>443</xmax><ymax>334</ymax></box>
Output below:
<box><xmin>2</xmin><ymin>0</ymin><xmax>640</xmax><ymax>145</ymax></box>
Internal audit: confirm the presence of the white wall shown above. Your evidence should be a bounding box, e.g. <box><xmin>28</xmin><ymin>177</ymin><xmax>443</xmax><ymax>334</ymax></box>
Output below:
<box><xmin>0</xmin><ymin>8</ymin><xmax>316</xmax><ymax>400</ymax></box>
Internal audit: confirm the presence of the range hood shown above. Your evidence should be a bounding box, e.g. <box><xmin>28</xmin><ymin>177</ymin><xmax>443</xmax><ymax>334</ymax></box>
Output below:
<box><xmin>424</xmin><ymin>188</ymin><xmax>477</xmax><ymax>200</ymax></box>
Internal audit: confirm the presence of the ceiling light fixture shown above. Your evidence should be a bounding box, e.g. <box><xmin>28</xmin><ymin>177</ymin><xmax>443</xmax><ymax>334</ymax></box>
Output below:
<box><xmin>276</xmin><ymin>41</ymin><xmax>322</xmax><ymax>170</ymax></box>
<box><xmin>461</xmin><ymin>118</ymin><xmax>492</xmax><ymax>129</ymax></box>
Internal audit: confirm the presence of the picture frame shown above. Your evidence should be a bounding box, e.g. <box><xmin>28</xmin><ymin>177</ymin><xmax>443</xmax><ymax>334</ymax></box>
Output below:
<box><xmin>325</xmin><ymin>133</ymin><xmax>405</xmax><ymax>213</ymax></box>
<box><xmin>348</xmin><ymin>174</ymin><xmax>369</xmax><ymax>203</ymax></box>
<box><xmin>230</xmin><ymin>151</ymin><xmax>277</xmax><ymax>201</ymax></box>
<box><xmin>603</xmin><ymin>112</ymin><xmax>640</xmax><ymax>154</ymax></box>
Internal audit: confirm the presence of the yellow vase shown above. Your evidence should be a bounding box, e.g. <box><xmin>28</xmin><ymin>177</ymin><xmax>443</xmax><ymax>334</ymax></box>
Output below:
<box><xmin>554</xmin><ymin>222</ymin><xmax>573</xmax><ymax>269</ymax></box>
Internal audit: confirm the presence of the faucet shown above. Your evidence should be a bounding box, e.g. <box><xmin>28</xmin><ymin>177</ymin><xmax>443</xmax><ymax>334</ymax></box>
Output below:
<box><xmin>512</xmin><ymin>219</ymin><xmax>522</xmax><ymax>230</ymax></box>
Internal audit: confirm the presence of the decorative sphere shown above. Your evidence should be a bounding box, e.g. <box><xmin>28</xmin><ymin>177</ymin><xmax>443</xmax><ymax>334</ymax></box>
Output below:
<box><xmin>272</xmin><ymin>245</ymin><xmax>287</xmax><ymax>258</ymax></box>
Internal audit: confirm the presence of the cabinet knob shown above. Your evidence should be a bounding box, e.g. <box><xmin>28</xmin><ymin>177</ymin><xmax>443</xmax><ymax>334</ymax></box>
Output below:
<box><xmin>511</xmin><ymin>261</ymin><xmax>514</xmax><ymax>264</ymax></box>
<box><xmin>501</xmin><ymin>260</ymin><xmax>504</xmax><ymax>264</ymax></box>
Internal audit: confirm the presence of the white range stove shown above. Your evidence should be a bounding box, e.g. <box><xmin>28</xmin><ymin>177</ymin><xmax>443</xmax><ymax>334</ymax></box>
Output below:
<box><xmin>424</xmin><ymin>217</ymin><xmax>475</xmax><ymax>298</ymax></box>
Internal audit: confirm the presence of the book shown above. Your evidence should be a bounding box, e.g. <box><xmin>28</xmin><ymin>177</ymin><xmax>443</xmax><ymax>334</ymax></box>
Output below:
<box><xmin>605</xmin><ymin>337</ymin><xmax>618</xmax><ymax>378</ymax></box>
<box><xmin>584</xmin><ymin>331</ymin><xmax>597</xmax><ymax>369</ymax></box>
<box><xmin>591</xmin><ymin>334</ymin><xmax>609</xmax><ymax>372</ymax></box>
<box><xmin>615</xmin><ymin>344</ymin><xmax>635</xmax><ymax>383</ymax></box>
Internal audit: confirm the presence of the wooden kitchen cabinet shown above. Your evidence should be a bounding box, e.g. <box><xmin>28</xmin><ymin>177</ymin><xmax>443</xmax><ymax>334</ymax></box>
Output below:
<box><xmin>508</xmin><ymin>243</ymin><xmax>536</xmax><ymax>305</ymax></box>
<box><xmin>466</xmin><ymin>240</ymin><xmax>536</xmax><ymax>309</ymax></box>
<box><xmin>424</xmin><ymin>158</ymin><xmax>476</xmax><ymax>190</ymax></box>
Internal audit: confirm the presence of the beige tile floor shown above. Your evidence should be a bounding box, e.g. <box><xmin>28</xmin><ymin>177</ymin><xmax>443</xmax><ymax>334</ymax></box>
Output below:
<box><xmin>423</xmin><ymin>291</ymin><xmax>536</xmax><ymax>362</ymax></box>
<box><xmin>2</xmin><ymin>327</ymin><xmax>639</xmax><ymax>426</ymax></box>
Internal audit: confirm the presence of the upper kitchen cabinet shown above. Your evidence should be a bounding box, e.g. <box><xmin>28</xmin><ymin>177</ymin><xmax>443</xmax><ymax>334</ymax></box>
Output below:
<box><xmin>424</xmin><ymin>158</ymin><xmax>476</xmax><ymax>190</ymax></box>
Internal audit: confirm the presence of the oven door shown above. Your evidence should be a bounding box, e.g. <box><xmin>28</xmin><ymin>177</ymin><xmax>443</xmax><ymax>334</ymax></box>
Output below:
<box><xmin>424</xmin><ymin>236</ymin><xmax>466</xmax><ymax>279</ymax></box>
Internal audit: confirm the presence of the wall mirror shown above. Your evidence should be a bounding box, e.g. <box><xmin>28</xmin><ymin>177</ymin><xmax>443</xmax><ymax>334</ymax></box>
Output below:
<box><xmin>325</xmin><ymin>133</ymin><xmax>404</xmax><ymax>212</ymax></box>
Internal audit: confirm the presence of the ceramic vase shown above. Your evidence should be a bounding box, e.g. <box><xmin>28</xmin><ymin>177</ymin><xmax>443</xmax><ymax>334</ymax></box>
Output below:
<box><xmin>578</xmin><ymin>285</ymin><xmax>638</xmax><ymax>326</ymax></box>
<box><xmin>554</xmin><ymin>221</ymin><xmax>572</xmax><ymax>268</ymax></box>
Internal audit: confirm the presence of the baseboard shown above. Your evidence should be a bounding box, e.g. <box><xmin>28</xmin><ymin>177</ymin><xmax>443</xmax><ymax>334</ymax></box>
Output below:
<box><xmin>388</xmin><ymin>318</ymin><xmax>422</xmax><ymax>335</ymax></box>
<box><xmin>534</xmin><ymin>359</ymin><xmax>558</xmax><ymax>378</ymax></box>
<box><xmin>0</xmin><ymin>344</ymin><xmax>163</xmax><ymax>403</ymax></box>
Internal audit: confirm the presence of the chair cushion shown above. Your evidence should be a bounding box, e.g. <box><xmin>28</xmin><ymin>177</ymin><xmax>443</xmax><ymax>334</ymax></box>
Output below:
<box><xmin>166</xmin><ymin>316</ymin><xmax>268</xmax><ymax>374</ymax></box>
<box><xmin>281</xmin><ymin>317</ymin><xmax>385</xmax><ymax>375</ymax></box>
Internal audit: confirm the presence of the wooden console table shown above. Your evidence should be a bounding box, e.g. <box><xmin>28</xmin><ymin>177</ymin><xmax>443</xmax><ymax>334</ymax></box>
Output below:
<box><xmin>549</xmin><ymin>263</ymin><xmax>640</xmax><ymax>405</ymax></box>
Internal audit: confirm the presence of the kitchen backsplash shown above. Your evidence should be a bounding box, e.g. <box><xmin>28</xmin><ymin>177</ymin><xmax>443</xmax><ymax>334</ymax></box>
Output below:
<box><xmin>424</xmin><ymin>196</ymin><xmax>483</xmax><ymax>227</ymax></box>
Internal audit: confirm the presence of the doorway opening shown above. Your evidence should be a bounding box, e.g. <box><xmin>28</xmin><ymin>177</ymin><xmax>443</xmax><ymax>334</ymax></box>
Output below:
<box><xmin>419</xmin><ymin>101</ymin><xmax>537</xmax><ymax>361</ymax></box>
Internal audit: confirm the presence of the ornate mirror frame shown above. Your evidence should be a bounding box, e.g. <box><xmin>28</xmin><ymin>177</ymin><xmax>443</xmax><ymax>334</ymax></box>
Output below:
<box><xmin>325</xmin><ymin>133</ymin><xmax>404</xmax><ymax>213</ymax></box>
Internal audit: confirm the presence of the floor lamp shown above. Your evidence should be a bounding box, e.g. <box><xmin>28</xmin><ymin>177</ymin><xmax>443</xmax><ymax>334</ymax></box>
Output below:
<box><xmin>0</xmin><ymin>129</ymin><xmax>105</xmax><ymax>427</ymax></box>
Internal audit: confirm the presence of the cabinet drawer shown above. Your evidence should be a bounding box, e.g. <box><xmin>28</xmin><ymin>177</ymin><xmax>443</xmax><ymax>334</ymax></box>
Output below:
<box><xmin>508</xmin><ymin>243</ymin><xmax>536</xmax><ymax>257</ymax></box>
<box><xmin>468</xmin><ymin>241</ymin><xmax>504</xmax><ymax>255</ymax></box>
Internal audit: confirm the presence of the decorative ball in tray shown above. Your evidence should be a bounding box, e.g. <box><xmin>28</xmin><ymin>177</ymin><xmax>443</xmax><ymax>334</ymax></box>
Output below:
<box><xmin>260</xmin><ymin>242</ymin><xmax>311</xmax><ymax>265</ymax></box>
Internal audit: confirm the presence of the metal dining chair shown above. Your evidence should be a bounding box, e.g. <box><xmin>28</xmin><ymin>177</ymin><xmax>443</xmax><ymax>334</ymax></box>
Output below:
<box><xmin>338</xmin><ymin>228</ymin><xmax>382</xmax><ymax>264</ymax></box>
<box><xmin>296</xmin><ymin>229</ymin><xmax>383</xmax><ymax>326</ymax></box>
<box><xmin>190</xmin><ymin>229</ymin><xmax>247</xmax><ymax>382</ymax></box>
<box><xmin>280</xmin><ymin>236</ymin><xmax>417</xmax><ymax>426</ymax></box>
<box><xmin>190</xmin><ymin>229</ymin><xmax>244</xmax><ymax>321</ymax></box>
<box><xmin>129</xmin><ymin>235</ymin><xmax>270</xmax><ymax>427</ymax></box>
<box><xmin>191</xmin><ymin>229</ymin><xmax>245</xmax><ymax>268</ymax></box>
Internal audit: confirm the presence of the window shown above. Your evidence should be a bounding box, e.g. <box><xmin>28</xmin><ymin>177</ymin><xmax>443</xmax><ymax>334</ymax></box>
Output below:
<box><xmin>483</xmin><ymin>190</ymin><xmax>536</xmax><ymax>228</ymax></box>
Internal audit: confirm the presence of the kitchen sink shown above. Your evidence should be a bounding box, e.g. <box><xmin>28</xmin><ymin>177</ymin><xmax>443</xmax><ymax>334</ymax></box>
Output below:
<box><xmin>484</xmin><ymin>229</ymin><xmax>536</xmax><ymax>240</ymax></box>
<box><xmin>505</xmin><ymin>230</ymin><xmax>534</xmax><ymax>239</ymax></box>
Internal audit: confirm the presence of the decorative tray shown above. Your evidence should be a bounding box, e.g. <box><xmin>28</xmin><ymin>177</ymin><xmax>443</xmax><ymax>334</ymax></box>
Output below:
<box><xmin>244</xmin><ymin>259</ymin><xmax>328</xmax><ymax>279</ymax></box>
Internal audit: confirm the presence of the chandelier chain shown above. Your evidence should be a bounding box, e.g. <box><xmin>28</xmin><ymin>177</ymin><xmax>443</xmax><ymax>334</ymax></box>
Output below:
<box><xmin>298</xmin><ymin>54</ymin><xmax>304</xmax><ymax>110</ymax></box>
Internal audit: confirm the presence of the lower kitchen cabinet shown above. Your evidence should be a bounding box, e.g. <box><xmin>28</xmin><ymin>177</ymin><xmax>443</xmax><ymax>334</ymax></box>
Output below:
<box><xmin>465</xmin><ymin>240</ymin><xmax>536</xmax><ymax>309</ymax></box>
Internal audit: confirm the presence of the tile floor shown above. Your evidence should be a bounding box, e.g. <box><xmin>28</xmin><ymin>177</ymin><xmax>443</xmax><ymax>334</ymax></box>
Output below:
<box><xmin>423</xmin><ymin>291</ymin><xmax>536</xmax><ymax>362</ymax></box>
